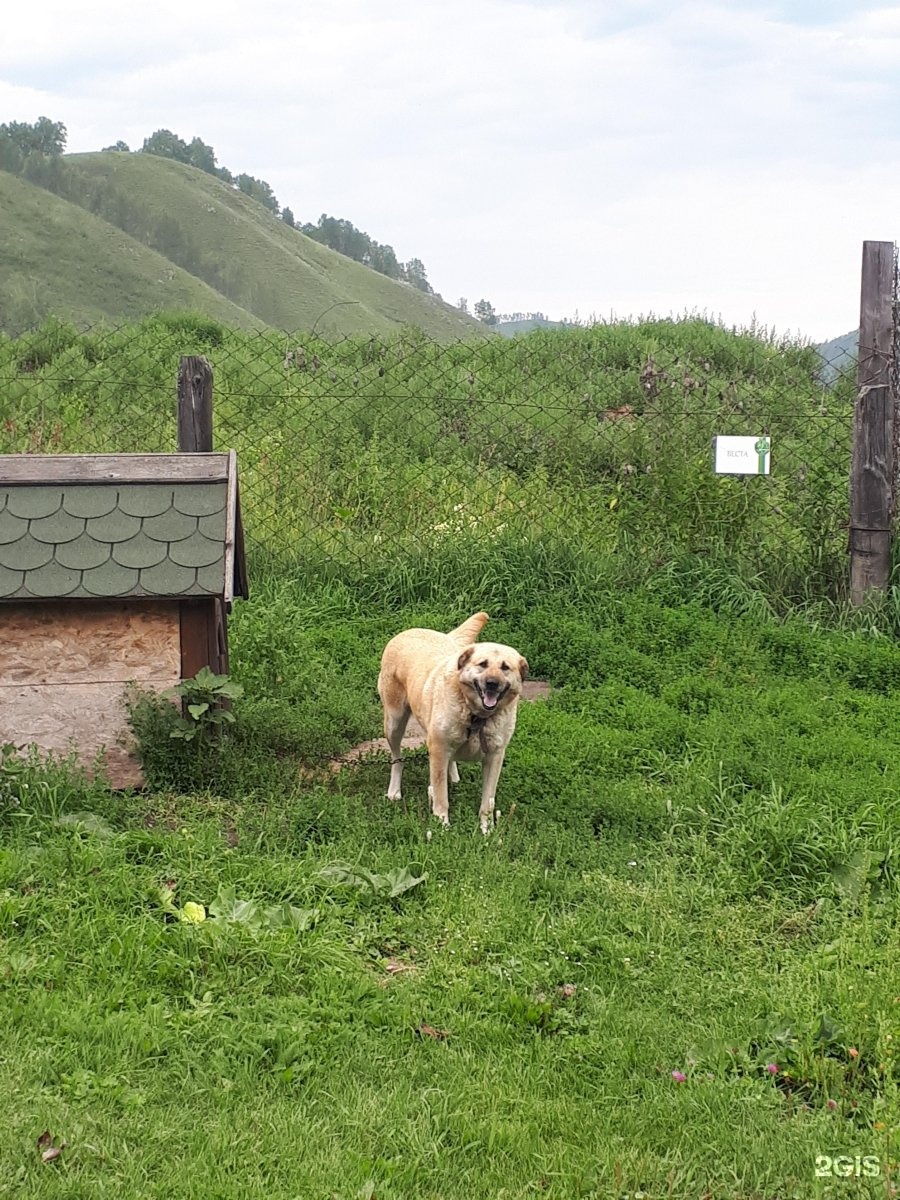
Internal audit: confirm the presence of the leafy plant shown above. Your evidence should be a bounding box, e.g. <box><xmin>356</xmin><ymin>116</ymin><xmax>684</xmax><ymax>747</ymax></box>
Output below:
<box><xmin>318</xmin><ymin>862</ymin><xmax>427</xmax><ymax>900</ymax></box>
<box><xmin>164</xmin><ymin>667</ymin><xmax>244</xmax><ymax>743</ymax></box>
<box><xmin>157</xmin><ymin>883</ymin><xmax>316</xmax><ymax>933</ymax></box>
<box><xmin>127</xmin><ymin>669</ymin><xmax>245</xmax><ymax>791</ymax></box>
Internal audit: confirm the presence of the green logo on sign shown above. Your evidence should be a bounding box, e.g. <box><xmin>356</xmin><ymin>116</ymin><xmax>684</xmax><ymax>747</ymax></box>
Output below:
<box><xmin>754</xmin><ymin>437</ymin><xmax>770</xmax><ymax>475</ymax></box>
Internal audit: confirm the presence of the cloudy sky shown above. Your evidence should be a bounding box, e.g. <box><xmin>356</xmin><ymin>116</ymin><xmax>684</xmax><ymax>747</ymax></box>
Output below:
<box><xmin>2</xmin><ymin>0</ymin><xmax>898</xmax><ymax>340</ymax></box>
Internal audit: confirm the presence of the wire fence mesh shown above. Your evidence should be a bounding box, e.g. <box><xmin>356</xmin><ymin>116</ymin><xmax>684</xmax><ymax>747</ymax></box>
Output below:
<box><xmin>0</xmin><ymin>313</ymin><xmax>861</xmax><ymax>601</ymax></box>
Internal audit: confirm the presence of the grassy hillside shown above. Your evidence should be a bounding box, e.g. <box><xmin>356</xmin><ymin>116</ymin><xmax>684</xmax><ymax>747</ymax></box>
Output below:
<box><xmin>53</xmin><ymin>152</ymin><xmax>482</xmax><ymax>340</ymax></box>
<box><xmin>0</xmin><ymin>172</ymin><xmax>263</xmax><ymax>336</ymax></box>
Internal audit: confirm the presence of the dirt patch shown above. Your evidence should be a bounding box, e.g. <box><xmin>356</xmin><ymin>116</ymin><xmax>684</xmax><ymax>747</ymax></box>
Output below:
<box><xmin>333</xmin><ymin>680</ymin><xmax>552</xmax><ymax>768</ymax></box>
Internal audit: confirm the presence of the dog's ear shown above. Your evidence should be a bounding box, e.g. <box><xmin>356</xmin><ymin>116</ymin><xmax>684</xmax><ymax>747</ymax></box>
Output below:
<box><xmin>518</xmin><ymin>656</ymin><xmax>529</xmax><ymax>680</ymax></box>
<box><xmin>457</xmin><ymin>646</ymin><xmax>475</xmax><ymax>671</ymax></box>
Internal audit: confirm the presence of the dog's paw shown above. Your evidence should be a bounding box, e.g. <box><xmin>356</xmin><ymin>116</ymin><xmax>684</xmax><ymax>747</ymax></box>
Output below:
<box><xmin>387</xmin><ymin>787</ymin><xmax>402</xmax><ymax>801</ymax></box>
<box><xmin>479</xmin><ymin>805</ymin><xmax>498</xmax><ymax>836</ymax></box>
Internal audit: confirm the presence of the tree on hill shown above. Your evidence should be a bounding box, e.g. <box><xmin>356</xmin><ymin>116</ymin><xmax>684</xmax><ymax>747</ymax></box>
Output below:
<box><xmin>141</xmin><ymin>129</ymin><xmax>191</xmax><ymax>163</ymax></box>
<box><xmin>0</xmin><ymin>117</ymin><xmax>66</xmax><ymax>161</ymax></box>
<box><xmin>474</xmin><ymin>299</ymin><xmax>497</xmax><ymax>325</ymax></box>
<box><xmin>0</xmin><ymin>117</ymin><xmax>67</xmax><ymax>186</ymax></box>
<box><xmin>301</xmin><ymin>214</ymin><xmax>403</xmax><ymax>281</ymax></box>
<box><xmin>102</xmin><ymin>140</ymin><xmax>130</xmax><ymax>152</ymax></box>
<box><xmin>403</xmin><ymin>258</ymin><xmax>433</xmax><ymax>294</ymax></box>
<box><xmin>187</xmin><ymin>136</ymin><xmax>217</xmax><ymax>175</ymax></box>
<box><xmin>236</xmin><ymin>173</ymin><xmax>279</xmax><ymax>214</ymax></box>
<box><xmin>141</xmin><ymin>130</ymin><xmax>219</xmax><ymax>176</ymax></box>
<box><xmin>364</xmin><ymin>241</ymin><xmax>401</xmax><ymax>279</ymax></box>
<box><xmin>282</xmin><ymin>206</ymin><xmax>296</xmax><ymax>228</ymax></box>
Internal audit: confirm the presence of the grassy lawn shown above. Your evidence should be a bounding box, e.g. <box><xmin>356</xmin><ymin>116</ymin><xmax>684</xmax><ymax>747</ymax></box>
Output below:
<box><xmin>3</xmin><ymin>575</ymin><xmax>900</xmax><ymax>1199</ymax></box>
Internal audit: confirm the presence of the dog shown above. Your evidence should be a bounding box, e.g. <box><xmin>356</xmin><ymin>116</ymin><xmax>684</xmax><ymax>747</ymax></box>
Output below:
<box><xmin>377</xmin><ymin>611</ymin><xmax>528</xmax><ymax>833</ymax></box>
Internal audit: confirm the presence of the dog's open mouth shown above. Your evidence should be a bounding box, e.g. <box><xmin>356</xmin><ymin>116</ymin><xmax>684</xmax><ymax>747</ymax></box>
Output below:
<box><xmin>475</xmin><ymin>681</ymin><xmax>507</xmax><ymax>711</ymax></box>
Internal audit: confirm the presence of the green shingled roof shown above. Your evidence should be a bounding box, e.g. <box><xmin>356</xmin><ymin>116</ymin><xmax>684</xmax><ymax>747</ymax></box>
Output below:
<box><xmin>0</xmin><ymin>454</ymin><xmax>246</xmax><ymax>602</ymax></box>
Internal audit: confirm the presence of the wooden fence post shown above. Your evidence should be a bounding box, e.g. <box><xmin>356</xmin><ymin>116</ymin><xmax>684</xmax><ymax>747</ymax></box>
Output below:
<box><xmin>177</xmin><ymin>355</ymin><xmax>213</xmax><ymax>453</ymax></box>
<box><xmin>175</xmin><ymin>355</ymin><xmax>224</xmax><ymax>677</ymax></box>
<box><xmin>849</xmin><ymin>241</ymin><xmax>896</xmax><ymax>605</ymax></box>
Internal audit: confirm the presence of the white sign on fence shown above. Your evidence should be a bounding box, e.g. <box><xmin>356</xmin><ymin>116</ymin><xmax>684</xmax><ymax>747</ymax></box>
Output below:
<box><xmin>713</xmin><ymin>435</ymin><xmax>771</xmax><ymax>475</ymax></box>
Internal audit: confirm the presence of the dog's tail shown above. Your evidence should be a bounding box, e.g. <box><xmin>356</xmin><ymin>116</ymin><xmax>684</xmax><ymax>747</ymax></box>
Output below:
<box><xmin>447</xmin><ymin>611</ymin><xmax>489</xmax><ymax>646</ymax></box>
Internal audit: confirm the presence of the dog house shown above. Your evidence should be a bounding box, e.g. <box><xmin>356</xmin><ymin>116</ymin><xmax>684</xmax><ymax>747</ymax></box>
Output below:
<box><xmin>0</xmin><ymin>452</ymin><xmax>248</xmax><ymax>786</ymax></box>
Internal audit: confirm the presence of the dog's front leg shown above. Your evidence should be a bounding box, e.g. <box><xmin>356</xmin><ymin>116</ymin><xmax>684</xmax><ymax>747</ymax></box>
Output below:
<box><xmin>427</xmin><ymin>739</ymin><xmax>452</xmax><ymax>826</ymax></box>
<box><xmin>479</xmin><ymin>748</ymin><xmax>507</xmax><ymax>835</ymax></box>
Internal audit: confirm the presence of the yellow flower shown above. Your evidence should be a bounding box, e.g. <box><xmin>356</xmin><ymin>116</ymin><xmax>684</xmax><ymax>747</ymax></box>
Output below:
<box><xmin>180</xmin><ymin>902</ymin><xmax>207</xmax><ymax>924</ymax></box>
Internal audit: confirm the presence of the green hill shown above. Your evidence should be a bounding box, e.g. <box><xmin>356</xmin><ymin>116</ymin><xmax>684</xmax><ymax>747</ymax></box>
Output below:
<box><xmin>0</xmin><ymin>171</ymin><xmax>263</xmax><ymax>335</ymax></box>
<box><xmin>20</xmin><ymin>152</ymin><xmax>481</xmax><ymax>339</ymax></box>
<box><xmin>496</xmin><ymin>316</ymin><xmax>567</xmax><ymax>337</ymax></box>
<box><xmin>817</xmin><ymin>329</ymin><xmax>856</xmax><ymax>380</ymax></box>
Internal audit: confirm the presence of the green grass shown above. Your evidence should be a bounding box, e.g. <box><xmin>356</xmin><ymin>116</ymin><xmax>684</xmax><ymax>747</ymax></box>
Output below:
<box><xmin>3</xmin><ymin>577</ymin><xmax>900</xmax><ymax>1198</ymax></box>
<box><xmin>1</xmin><ymin>311</ymin><xmax>890</xmax><ymax>1195</ymax></box>
<box><xmin>0</xmin><ymin>314</ymin><xmax>855</xmax><ymax>608</ymax></box>
<box><xmin>0</xmin><ymin>156</ymin><xmax>483</xmax><ymax>339</ymax></box>
<box><xmin>0</xmin><ymin>172</ymin><xmax>262</xmax><ymax>335</ymax></box>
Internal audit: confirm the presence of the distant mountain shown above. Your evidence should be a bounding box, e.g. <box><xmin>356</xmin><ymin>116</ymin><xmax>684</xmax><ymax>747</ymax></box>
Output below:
<box><xmin>817</xmin><ymin>330</ymin><xmax>857</xmax><ymax>380</ymax></box>
<box><xmin>495</xmin><ymin>316</ymin><xmax>568</xmax><ymax>337</ymax></box>
<box><xmin>0</xmin><ymin>153</ymin><xmax>483</xmax><ymax>339</ymax></box>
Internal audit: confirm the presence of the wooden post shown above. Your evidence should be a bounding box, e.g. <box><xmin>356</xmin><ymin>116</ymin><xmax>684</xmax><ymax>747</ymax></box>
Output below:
<box><xmin>849</xmin><ymin>241</ymin><xmax>896</xmax><ymax>605</ymax></box>
<box><xmin>176</xmin><ymin>355</ymin><xmax>220</xmax><ymax>680</ymax></box>
<box><xmin>177</xmin><ymin>355</ymin><xmax>213</xmax><ymax>452</ymax></box>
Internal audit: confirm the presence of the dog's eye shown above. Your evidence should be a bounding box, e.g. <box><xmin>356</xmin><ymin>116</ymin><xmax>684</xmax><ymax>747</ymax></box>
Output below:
<box><xmin>478</xmin><ymin>660</ymin><xmax>488</xmax><ymax>669</ymax></box>
<box><xmin>501</xmin><ymin>662</ymin><xmax>509</xmax><ymax>671</ymax></box>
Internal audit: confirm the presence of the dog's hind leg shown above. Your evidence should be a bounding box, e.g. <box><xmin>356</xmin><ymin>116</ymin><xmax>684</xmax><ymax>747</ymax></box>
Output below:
<box><xmin>384</xmin><ymin>704</ymin><xmax>411</xmax><ymax>800</ymax></box>
<box><xmin>449</xmin><ymin>760</ymin><xmax>460</xmax><ymax>785</ymax></box>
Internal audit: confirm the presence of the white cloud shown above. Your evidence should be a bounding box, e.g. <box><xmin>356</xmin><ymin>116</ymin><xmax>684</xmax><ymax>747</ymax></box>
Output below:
<box><xmin>3</xmin><ymin>0</ymin><xmax>900</xmax><ymax>338</ymax></box>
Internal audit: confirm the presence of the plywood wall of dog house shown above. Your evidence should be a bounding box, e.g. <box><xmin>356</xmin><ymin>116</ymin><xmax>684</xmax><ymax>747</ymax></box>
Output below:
<box><xmin>0</xmin><ymin>600</ymin><xmax>181</xmax><ymax>787</ymax></box>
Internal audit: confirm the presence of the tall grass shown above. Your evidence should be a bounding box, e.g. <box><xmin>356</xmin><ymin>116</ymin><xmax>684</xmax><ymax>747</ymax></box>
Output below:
<box><xmin>0</xmin><ymin>312</ymin><xmax>855</xmax><ymax>609</ymax></box>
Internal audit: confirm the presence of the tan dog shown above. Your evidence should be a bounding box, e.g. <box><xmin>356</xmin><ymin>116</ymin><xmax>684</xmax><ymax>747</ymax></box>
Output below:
<box><xmin>377</xmin><ymin>612</ymin><xmax>528</xmax><ymax>833</ymax></box>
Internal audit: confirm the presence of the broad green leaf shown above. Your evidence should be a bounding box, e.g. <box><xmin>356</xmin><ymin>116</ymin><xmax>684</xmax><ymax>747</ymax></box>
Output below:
<box><xmin>384</xmin><ymin>866</ymin><xmax>428</xmax><ymax>897</ymax></box>
<box><xmin>264</xmin><ymin>902</ymin><xmax>316</xmax><ymax>932</ymax></box>
<box><xmin>55</xmin><ymin>812</ymin><xmax>115</xmax><ymax>838</ymax></box>
<box><xmin>209</xmin><ymin>886</ymin><xmax>262</xmax><ymax>929</ymax></box>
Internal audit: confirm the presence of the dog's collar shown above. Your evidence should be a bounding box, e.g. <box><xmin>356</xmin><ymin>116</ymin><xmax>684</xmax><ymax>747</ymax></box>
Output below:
<box><xmin>466</xmin><ymin>711</ymin><xmax>500</xmax><ymax>752</ymax></box>
<box><xmin>466</xmin><ymin>713</ymin><xmax>489</xmax><ymax>740</ymax></box>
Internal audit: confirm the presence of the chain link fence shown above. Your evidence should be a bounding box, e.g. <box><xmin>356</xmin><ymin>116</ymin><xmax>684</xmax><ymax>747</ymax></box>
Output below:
<box><xmin>0</xmin><ymin>312</ymin><xmax>860</xmax><ymax>602</ymax></box>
